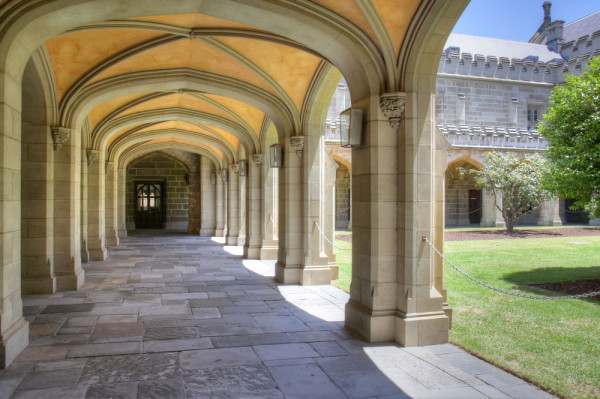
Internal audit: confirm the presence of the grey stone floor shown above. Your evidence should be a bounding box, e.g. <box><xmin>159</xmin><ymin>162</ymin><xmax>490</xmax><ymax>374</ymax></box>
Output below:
<box><xmin>1</xmin><ymin>232</ymin><xmax>555</xmax><ymax>398</ymax></box>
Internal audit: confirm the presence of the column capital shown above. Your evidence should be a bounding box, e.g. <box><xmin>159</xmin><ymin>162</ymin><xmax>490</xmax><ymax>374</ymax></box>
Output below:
<box><xmin>290</xmin><ymin>136</ymin><xmax>305</xmax><ymax>158</ymax></box>
<box><xmin>50</xmin><ymin>126</ymin><xmax>70</xmax><ymax>151</ymax></box>
<box><xmin>86</xmin><ymin>149</ymin><xmax>99</xmax><ymax>166</ymax></box>
<box><xmin>105</xmin><ymin>161</ymin><xmax>114</xmax><ymax>173</ymax></box>
<box><xmin>231</xmin><ymin>163</ymin><xmax>239</xmax><ymax>173</ymax></box>
<box><xmin>251</xmin><ymin>154</ymin><xmax>264</xmax><ymax>165</ymax></box>
<box><xmin>379</xmin><ymin>92</ymin><xmax>407</xmax><ymax>129</ymax></box>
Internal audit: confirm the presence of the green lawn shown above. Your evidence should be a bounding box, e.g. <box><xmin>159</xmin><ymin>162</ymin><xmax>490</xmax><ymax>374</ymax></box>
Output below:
<box><xmin>333</xmin><ymin>232</ymin><xmax>600</xmax><ymax>399</ymax></box>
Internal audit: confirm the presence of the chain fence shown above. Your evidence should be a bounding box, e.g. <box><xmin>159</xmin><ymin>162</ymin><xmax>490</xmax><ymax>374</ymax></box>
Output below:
<box><xmin>422</xmin><ymin>235</ymin><xmax>600</xmax><ymax>300</ymax></box>
<box><xmin>445</xmin><ymin>207</ymin><xmax>482</xmax><ymax>215</ymax></box>
<box><xmin>313</xmin><ymin>221</ymin><xmax>352</xmax><ymax>251</ymax></box>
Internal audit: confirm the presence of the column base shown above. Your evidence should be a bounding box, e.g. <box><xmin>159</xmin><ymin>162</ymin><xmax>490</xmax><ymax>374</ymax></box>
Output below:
<box><xmin>259</xmin><ymin>246</ymin><xmax>278</xmax><ymax>260</ymax></box>
<box><xmin>275</xmin><ymin>262</ymin><xmax>301</xmax><ymax>284</ymax></box>
<box><xmin>106</xmin><ymin>234</ymin><xmax>119</xmax><ymax>247</ymax></box>
<box><xmin>345</xmin><ymin>300</ymin><xmax>395</xmax><ymax>342</ymax></box>
<box><xmin>21</xmin><ymin>275</ymin><xmax>56</xmax><ymax>295</ymax></box>
<box><xmin>215</xmin><ymin>228</ymin><xmax>224</xmax><ymax>236</ymax></box>
<box><xmin>237</xmin><ymin>236</ymin><xmax>246</xmax><ymax>246</ymax></box>
<box><xmin>88</xmin><ymin>247</ymin><xmax>107</xmax><ymax>261</ymax></box>
<box><xmin>226</xmin><ymin>236</ymin><xmax>239</xmax><ymax>245</ymax></box>
<box><xmin>300</xmin><ymin>266</ymin><xmax>332</xmax><ymax>285</ymax></box>
<box><xmin>443</xmin><ymin>304</ymin><xmax>453</xmax><ymax>330</ymax></box>
<box><xmin>538</xmin><ymin>220</ymin><xmax>563</xmax><ymax>226</ymax></box>
<box><xmin>0</xmin><ymin>318</ymin><xmax>29</xmax><ymax>369</ymax></box>
<box><xmin>243</xmin><ymin>245</ymin><xmax>260</xmax><ymax>259</ymax></box>
<box><xmin>395</xmin><ymin>311</ymin><xmax>449</xmax><ymax>347</ymax></box>
<box><xmin>56</xmin><ymin>266</ymin><xmax>85</xmax><ymax>291</ymax></box>
<box><xmin>118</xmin><ymin>228</ymin><xmax>128</xmax><ymax>238</ymax></box>
<box><xmin>328</xmin><ymin>262</ymin><xmax>339</xmax><ymax>280</ymax></box>
<box><xmin>199</xmin><ymin>229</ymin><xmax>215</xmax><ymax>237</ymax></box>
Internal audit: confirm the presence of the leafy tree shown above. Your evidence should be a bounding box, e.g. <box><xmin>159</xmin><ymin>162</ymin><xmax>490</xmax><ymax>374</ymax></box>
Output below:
<box><xmin>539</xmin><ymin>56</ymin><xmax>600</xmax><ymax>217</ymax></box>
<box><xmin>465</xmin><ymin>152</ymin><xmax>552</xmax><ymax>233</ymax></box>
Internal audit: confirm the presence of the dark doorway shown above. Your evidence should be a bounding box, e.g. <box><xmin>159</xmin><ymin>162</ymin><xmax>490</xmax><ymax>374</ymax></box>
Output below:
<box><xmin>468</xmin><ymin>189</ymin><xmax>482</xmax><ymax>224</ymax></box>
<box><xmin>563</xmin><ymin>198</ymin><xmax>589</xmax><ymax>224</ymax></box>
<box><xmin>135</xmin><ymin>181</ymin><xmax>165</xmax><ymax>229</ymax></box>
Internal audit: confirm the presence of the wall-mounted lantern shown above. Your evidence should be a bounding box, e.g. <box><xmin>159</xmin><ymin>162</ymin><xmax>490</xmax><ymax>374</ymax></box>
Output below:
<box><xmin>339</xmin><ymin>108</ymin><xmax>363</xmax><ymax>148</ymax></box>
<box><xmin>221</xmin><ymin>169</ymin><xmax>228</xmax><ymax>182</ymax></box>
<box><xmin>270</xmin><ymin>144</ymin><xmax>282</xmax><ymax>168</ymax></box>
<box><xmin>239</xmin><ymin>160</ymin><xmax>247</xmax><ymax>176</ymax></box>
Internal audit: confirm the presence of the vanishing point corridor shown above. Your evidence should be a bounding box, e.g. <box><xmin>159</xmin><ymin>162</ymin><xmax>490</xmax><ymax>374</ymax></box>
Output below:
<box><xmin>1</xmin><ymin>233</ymin><xmax>553</xmax><ymax>398</ymax></box>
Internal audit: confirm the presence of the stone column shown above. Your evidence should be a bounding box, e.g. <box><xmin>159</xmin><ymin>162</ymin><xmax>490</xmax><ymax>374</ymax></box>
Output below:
<box><xmin>86</xmin><ymin>149</ymin><xmax>107</xmax><ymax>260</ymax></box>
<box><xmin>238</xmin><ymin>161</ymin><xmax>247</xmax><ymax>246</ymax></box>
<box><xmin>301</xmin><ymin>135</ymin><xmax>333</xmax><ymax>285</ymax></box>
<box><xmin>80</xmin><ymin>151</ymin><xmax>89</xmax><ymax>263</ymax></box>
<box><xmin>199</xmin><ymin>156</ymin><xmax>216</xmax><ymax>236</ymax></box>
<box><xmin>226</xmin><ymin>164</ymin><xmax>239</xmax><ymax>245</ymax></box>
<box><xmin>345</xmin><ymin>92</ymin><xmax>449</xmax><ymax>346</ymax></box>
<box><xmin>104</xmin><ymin>161</ymin><xmax>119</xmax><ymax>246</ymax></box>
<box><xmin>275</xmin><ymin>137</ymin><xmax>304</xmax><ymax>283</ymax></box>
<box><xmin>324</xmin><ymin>151</ymin><xmax>338</xmax><ymax>279</ymax></box>
<box><xmin>215</xmin><ymin>168</ymin><xmax>225</xmax><ymax>236</ymax></box>
<box><xmin>260</xmin><ymin>160</ymin><xmax>278</xmax><ymax>260</ymax></box>
<box><xmin>117</xmin><ymin>167</ymin><xmax>127</xmax><ymax>238</ymax></box>
<box><xmin>538</xmin><ymin>198</ymin><xmax>562</xmax><ymax>226</ymax></box>
<box><xmin>244</xmin><ymin>154</ymin><xmax>263</xmax><ymax>258</ymax></box>
<box><xmin>480</xmin><ymin>190</ymin><xmax>505</xmax><ymax>227</ymax></box>
<box><xmin>20</xmin><ymin>122</ymin><xmax>56</xmax><ymax>294</ymax></box>
<box><xmin>0</xmin><ymin>74</ymin><xmax>29</xmax><ymax>367</ymax></box>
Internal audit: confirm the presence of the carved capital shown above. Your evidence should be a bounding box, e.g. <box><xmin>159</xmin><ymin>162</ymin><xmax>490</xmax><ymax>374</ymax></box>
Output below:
<box><xmin>231</xmin><ymin>163</ymin><xmax>240</xmax><ymax>173</ymax></box>
<box><xmin>251</xmin><ymin>154</ymin><xmax>263</xmax><ymax>165</ymax></box>
<box><xmin>50</xmin><ymin>126</ymin><xmax>70</xmax><ymax>151</ymax></box>
<box><xmin>105</xmin><ymin>161</ymin><xmax>114</xmax><ymax>173</ymax></box>
<box><xmin>379</xmin><ymin>92</ymin><xmax>407</xmax><ymax>129</ymax></box>
<box><xmin>290</xmin><ymin>136</ymin><xmax>305</xmax><ymax>158</ymax></box>
<box><xmin>86</xmin><ymin>149</ymin><xmax>99</xmax><ymax>166</ymax></box>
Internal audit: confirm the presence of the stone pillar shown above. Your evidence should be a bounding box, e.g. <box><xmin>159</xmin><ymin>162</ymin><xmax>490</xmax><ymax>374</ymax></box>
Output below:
<box><xmin>480</xmin><ymin>190</ymin><xmax>505</xmax><ymax>227</ymax></box>
<box><xmin>117</xmin><ymin>167</ymin><xmax>127</xmax><ymax>238</ymax></box>
<box><xmin>538</xmin><ymin>198</ymin><xmax>562</xmax><ymax>226</ymax></box>
<box><xmin>275</xmin><ymin>137</ymin><xmax>304</xmax><ymax>284</ymax></box>
<box><xmin>199</xmin><ymin>157</ymin><xmax>216</xmax><ymax>236</ymax></box>
<box><xmin>215</xmin><ymin>168</ymin><xmax>225</xmax><ymax>236</ymax></box>
<box><xmin>0</xmin><ymin>80</ymin><xmax>29</xmax><ymax>367</ymax></box>
<box><xmin>80</xmin><ymin>154</ymin><xmax>89</xmax><ymax>263</ymax></box>
<box><xmin>226</xmin><ymin>164</ymin><xmax>239</xmax><ymax>245</ymax></box>
<box><xmin>238</xmin><ymin>161</ymin><xmax>247</xmax><ymax>246</ymax></box>
<box><xmin>104</xmin><ymin>161</ymin><xmax>119</xmax><ymax>246</ymax></box>
<box><xmin>324</xmin><ymin>150</ymin><xmax>339</xmax><ymax>279</ymax></box>
<box><xmin>244</xmin><ymin>154</ymin><xmax>263</xmax><ymax>258</ymax></box>
<box><xmin>86</xmin><ymin>149</ymin><xmax>107</xmax><ymax>260</ymax></box>
<box><xmin>260</xmin><ymin>161</ymin><xmax>278</xmax><ymax>260</ymax></box>
<box><xmin>345</xmin><ymin>92</ymin><xmax>449</xmax><ymax>346</ymax></box>
<box><xmin>301</xmin><ymin>135</ymin><xmax>333</xmax><ymax>285</ymax></box>
<box><xmin>20</xmin><ymin>122</ymin><xmax>56</xmax><ymax>294</ymax></box>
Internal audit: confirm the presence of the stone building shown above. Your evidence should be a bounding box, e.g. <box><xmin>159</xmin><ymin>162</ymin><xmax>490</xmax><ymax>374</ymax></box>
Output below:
<box><xmin>0</xmin><ymin>0</ymin><xmax>472</xmax><ymax>367</ymax></box>
<box><xmin>325</xmin><ymin>2</ymin><xmax>600</xmax><ymax>228</ymax></box>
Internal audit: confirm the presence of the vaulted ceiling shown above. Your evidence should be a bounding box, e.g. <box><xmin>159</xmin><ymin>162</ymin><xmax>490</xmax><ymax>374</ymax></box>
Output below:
<box><xmin>38</xmin><ymin>0</ymin><xmax>423</xmax><ymax>167</ymax></box>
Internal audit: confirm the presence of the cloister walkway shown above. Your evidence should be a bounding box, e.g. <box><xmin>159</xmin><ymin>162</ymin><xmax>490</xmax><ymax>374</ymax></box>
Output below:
<box><xmin>1</xmin><ymin>232</ymin><xmax>553</xmax><ymax>398</ymax></box>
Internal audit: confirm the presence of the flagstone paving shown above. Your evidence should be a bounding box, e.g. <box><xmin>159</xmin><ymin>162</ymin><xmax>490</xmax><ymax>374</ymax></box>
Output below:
<box><xmin>0</xmin><ymin>232</ymin><xmax>555</xmax><ymax>398</ymax></box>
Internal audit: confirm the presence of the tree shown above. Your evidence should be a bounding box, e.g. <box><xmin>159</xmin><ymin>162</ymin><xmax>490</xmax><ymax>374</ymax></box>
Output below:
<box><xmin>539</xmin><ymin>56</ymin><xmax>600</xmax><ymax>217</ymax></box>
<box><xmin>465</xmin><ymin>152</ymin><xmax>552</xmax><ymax>233</ymax></box>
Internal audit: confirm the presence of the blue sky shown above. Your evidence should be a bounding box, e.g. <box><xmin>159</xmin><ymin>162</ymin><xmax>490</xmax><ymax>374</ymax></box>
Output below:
<box><xmin>452</xmin><ymin>0</ymin><xmax>600</xmax><ymax>42</ymax></box>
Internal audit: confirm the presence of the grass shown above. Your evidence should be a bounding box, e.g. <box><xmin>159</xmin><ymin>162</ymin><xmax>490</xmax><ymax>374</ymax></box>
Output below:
<box><xmin>332</xmin><ymin>231</ymin><xmax>600</xmax><ymax>399</ymax></box>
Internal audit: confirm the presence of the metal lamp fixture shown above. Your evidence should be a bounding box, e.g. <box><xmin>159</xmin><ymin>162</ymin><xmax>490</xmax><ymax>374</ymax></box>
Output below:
<box><xmin>221</xmin><ymin>169</ymin><xmax>228</xmax><ymax>182</ymax></box>
<box><xmin>339</xmin><ymin>108</ymin><xmax>363</xmax><ymax>148</ymax></box>
<box><xmin>270</xmin><ymin>144</ymin><xmax>282</xmax><ymax>168</ymax></box>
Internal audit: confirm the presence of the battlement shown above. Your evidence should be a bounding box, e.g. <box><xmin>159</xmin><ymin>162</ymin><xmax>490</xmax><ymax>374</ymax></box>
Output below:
<box><xmin>439</xmin><ymin>124</ymin><xmax>548</xmax><ymax>150</ymax></box>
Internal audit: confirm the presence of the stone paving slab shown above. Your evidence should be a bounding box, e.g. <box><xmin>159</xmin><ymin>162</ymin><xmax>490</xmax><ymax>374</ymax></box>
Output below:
<box><xmin>0</xmin><ymin>232</ymin><xmax>557</xmax><ymax>399</ymax></box>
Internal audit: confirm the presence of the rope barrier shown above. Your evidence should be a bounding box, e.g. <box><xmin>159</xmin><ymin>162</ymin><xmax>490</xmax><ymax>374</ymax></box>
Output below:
<box><xmin>313</xmin><ymin>221</ymin><xmax>352</xmax><ymax>251</ymax></box>
<box><xmin>422</xmin><ymin>235</ymin><xmax>600</xmax><ymax>300</ymax></box>
<box><xmin>336</xmin><ymin>207</ymin><xmax>350</xmax><ymax>214</ymax></box>
<box><xmin>559</xmin><ymin>207</ymin><xmax>587</xmax><ymax>214</ymax></box>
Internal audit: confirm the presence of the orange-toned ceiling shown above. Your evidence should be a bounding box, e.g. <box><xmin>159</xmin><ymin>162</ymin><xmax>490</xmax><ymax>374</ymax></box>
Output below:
<box><xmin>45</xmin><ymin>30</ymin><xmax>163</xmax><ymax>101</ymax></box>
<box><xmin>144</xmin><ymin>137</ymin><xmax>224</xmax><ymax>160</ymax></box>
<box><xmin>371</xmin><ymin>0</ymin><xmax>421</xmax><ymax>55</ymax></box>
<box><xmin>88</xmin><ymin>92</ymin><xmax>152</xmax><ymax>131</ymax></box>
<box><xmin>130</xmin><ymin>13</ymin><xmax>255</xmax><ymax>30</ymax></box>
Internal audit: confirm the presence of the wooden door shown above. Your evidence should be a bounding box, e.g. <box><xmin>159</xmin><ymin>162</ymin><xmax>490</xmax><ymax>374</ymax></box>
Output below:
<box><xmin>134</xmin><ymin>181</ymin><xmax>165</xmax><ymax>229</ymax></box>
